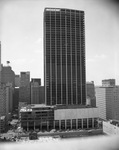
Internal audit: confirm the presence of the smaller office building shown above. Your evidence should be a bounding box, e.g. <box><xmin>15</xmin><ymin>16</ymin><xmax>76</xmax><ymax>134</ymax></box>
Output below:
<box><xmin>20</xmin><ymin>104</ymin><xmax>99</xmax><ymax>131</ymax></box>
<box><xmin>20</xmin><ymin>104</ymin><xmax>54</xmax><ymax>131</ymax></box>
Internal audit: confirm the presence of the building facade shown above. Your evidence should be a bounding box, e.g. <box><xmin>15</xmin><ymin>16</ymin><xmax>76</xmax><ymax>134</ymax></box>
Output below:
<box><xmin>13</xmin><ymin>87</ymin><xmax>19</xmax><ymax>112</ymax></box>
<box><xmin>15</xmin><ymin>75</ymin><xmax>20</xmax><ymax>87</ymax></box>
<box><xmin>31</xmin><ymin>79</ymin><xmax>41</xmax><ymax>104</ymax></box>
<box><xmin>5</xmin><ymin>83</ymin><xmax>13</xmax><ymax>113</ymax></box>
<box><xmin>44</xmin><ymin>8</ymin><xmax>86</xmax><ymax>106</ymax></box>
<box><xmin>39</xmin><ymin>86</ymin><xmax>45</xmax><ymax>104</ymax></box>
<box><xmin>102</xmin><ymin>79</ymin><xmax>115</xmax><ymax>87</ymax></box>
<box><xmin>31</xmin><ymin>78</ymin><xmax>41</xmax><ymax>86</ymax></box>
<box><xmin>0</xmin><ymin>83</ymin><xmax>13</xmax><ymax>120</ymax></box>
<box><xmin>0</xmin><ymin>116</ymin><xmax>5</xmax><ymax>133</ymax></box>
<box><xmin>0</xmin><ymin>85</ymin><xmax>6</xmax><ymax>116</ymax></box>
<box><xmin>95</xmin><ymin>86</ymin><xmax>119</xmax><ymax>120</ymax></box>
<box><xmin>86</xmin><ymin>81</ymin><xmax>96</xmax><ymax>107</ymax></box>
<box><xmin>0</xmin><ymin>41</ymin><xmax>1</xmax><ymax>85</ymax></box>
<box><xmin>1</xmin><ymin>65</ymin><xmax>15</xmax><ymax>87</ymax></box>
<box><xmin>19</xmin><ymin>72</ymin><xmax>30</xmax><ymax>104</ymax></box>
<box><xmin>20</xmin><ymin>104</ymin><xmax>99</xmax><ymax>131</ymax></box>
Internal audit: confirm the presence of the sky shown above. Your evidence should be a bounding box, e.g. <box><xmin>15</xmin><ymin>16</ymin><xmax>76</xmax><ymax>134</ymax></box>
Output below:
<box><xmin>0</xmin><ymin>0</ymin><xmax>119</xmax><ymax>86</ymax></box>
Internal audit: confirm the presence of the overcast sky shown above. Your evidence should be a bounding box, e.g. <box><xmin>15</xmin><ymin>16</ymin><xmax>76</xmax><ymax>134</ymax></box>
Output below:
<box><xmin>0</xmin><ymin>0</ymin><xmax>119</xmax><ymax>85</ymax></box>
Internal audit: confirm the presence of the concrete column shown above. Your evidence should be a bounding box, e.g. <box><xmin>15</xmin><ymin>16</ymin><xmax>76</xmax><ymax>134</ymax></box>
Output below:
<box><xmin>92</xmin><ymin>118</ymin><xmax>94</xmax><ymax>128</ymax></box>
<box><xmin>65</xmin><ymin>120</ymin><xmax>67</xmax><ymax>130</ymax></box>
<box><xmin>97</xmin><ymin>118</ymin><xmax>99</xmax><ymax>128</ymax></box>
<box><xmin>27</xmin><ymin>122</ymin><xmax>29</xmax><ymax>131</ymax></box>
<box><xmin>39</xmin><ymin>122</ymin><xmax>41</xmax><ymax>131</ymax></box>
<box><xmin>47</xmin><ymin>121</ymin><xmax>49</xmax><ymax>131</ymax></box>
<box><xmin>87</xmin><ymin>118</ymin><xmax>89</xmax><ymax>129</ymax></box>
<box><xmin>54</xmin><ymin>121</ymin><xmax>55</xmax><ymax>129</ymax></box>
<box><xmin>76</xmin><ymin>119</ymin><xmax>78</xmax><ymax>129</ymax></box>
<box><xmin>59</xmin><ymin>120</ymin><xmax>61</xmax><ymax>130</ymax></box>
<box><xmin>71</xmin><ymin>119</ymin><xmax>72</xmax><ymax>129</ymax></box>
<box><xmin>40</xmin><ymin>122</ymin><xmax>42</xmax><ymax>131</ymax></box>
<box><xmin>82</xmin><ymin>119</ymin><xmax>83</xmax><ymax>129</ymax></box>
<box><xmin>34</xmin><ymin>121</ymin><xmax>35</xmax><ymax>131</ymax></box>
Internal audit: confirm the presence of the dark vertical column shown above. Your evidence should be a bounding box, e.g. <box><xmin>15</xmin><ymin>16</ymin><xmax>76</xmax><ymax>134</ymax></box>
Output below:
<box><xmin>61</xmin><ymin>10</ymin><xmax>66</xmax><ymax>105</ymax></box>
<box><xmin>75</xmin><ymin>10</ymin><xmax>78</xmax><ymax>104</ymax></box>
<box><xmin>76</xmin><ymin>11</ymin><xmax>81</xmax><ymax>105</ymax></box>
<box><xmin>55</xmin><ymin>11</ymin><xmax>57</xmax><ymax>105</ymax></box>
<box><xmin>71</xmin><ymin>10</ymin><xmax>76</xmax><ymax>105</ymax></box>
<box><xmin>65</xmin><ymin>9</ymin><xmax>68</xmax><ymax>105</ymax></box>
<box><xmin>81</xmin><ymin>12</ymin><xmax>86</xmax><ymax>105</ymax></box>
<box><xmin>79</xmin><ymin>12</ymin><xmax>83</xmax><ymax>104</ymax></box>
<box><xmin>70</xmin><ymin>10</ymin><xmax>73</xmax><ymax>105</ymax></box>
<box><xmin>60</xmin><ymin>11</ymin><xmax>62</xmax><ymax>104</ymax></box>
<box><xmin>51</xmin><ymin>11</ymin><xmax>56</xmax><ymax>105</ymax></box>
<box><xmin>66</xmin><ymin>10</ymin><xmax>71</xmax><ymax>105</ymax></box>
<box><xmin>56</xmin><ymin>11</ymin><xmax>61</xmax><ymax>104</ymax></box>
<box><xmin>45</xmin><ymin>10</ymin><xmax>51</xmax><ymax>105</ymax></box>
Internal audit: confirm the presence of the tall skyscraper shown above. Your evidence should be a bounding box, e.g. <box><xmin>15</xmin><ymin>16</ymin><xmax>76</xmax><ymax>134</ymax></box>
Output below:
<box><xmin>44</xmin><ymin>8</ymin><xmax>86</xmax><ymax>106</ymax></box>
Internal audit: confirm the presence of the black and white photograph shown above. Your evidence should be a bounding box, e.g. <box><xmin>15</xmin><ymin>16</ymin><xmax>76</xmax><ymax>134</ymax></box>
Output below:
<box><xmin>0</xmin><ymin>0</ymin><xmax>119</xmax><ymax>149</ymax></box>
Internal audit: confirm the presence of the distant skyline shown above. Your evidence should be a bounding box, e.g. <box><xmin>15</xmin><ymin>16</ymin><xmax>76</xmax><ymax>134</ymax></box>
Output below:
<box><xmin>0</xmin><ymin>0</ymin><xmax>119</xmax><ymax>85</ymax></box>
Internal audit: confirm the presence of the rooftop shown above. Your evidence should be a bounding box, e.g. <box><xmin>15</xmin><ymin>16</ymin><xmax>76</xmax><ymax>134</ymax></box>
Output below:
<box><xmin>20</xmin><ymin>104</ymin><xmax>55</xmax><ymax>112</ymax></box>
<box><xmin>55</xmin><ymin>105</ymin><xmax>96</xmax><ymax>110</ymax></box>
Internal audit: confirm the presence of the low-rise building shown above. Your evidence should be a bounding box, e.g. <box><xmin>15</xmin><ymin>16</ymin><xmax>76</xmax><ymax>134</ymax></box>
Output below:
<box><xmin>103</xmin><ymin>120</ymin><xmax>119</xmax><ymax>135</ymax></box>
<box><xmin>20</xmin><ymin>104</ymin><xmax>54</xmax><ymax>131</ymax></box>
<box><xmin>20</xmin><ymin>104</ymin><xmax>99</xmax><ymax>131</ymax></box>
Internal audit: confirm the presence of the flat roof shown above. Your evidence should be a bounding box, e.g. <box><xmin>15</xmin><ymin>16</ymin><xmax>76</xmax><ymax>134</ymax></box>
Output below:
<box><xmin>20</xmin><ymin>104</ymin><xmax>96</xmax><ymax>112</ymax></box>
<box><xmin>55</xmin><ymin>105</ymin><xmax>97</xmax><ymax>110</ymax></box>
<box><xmin>20</xmin><ymin>104</ymin><xmax>55</xmax><ymax>112</ymax></box>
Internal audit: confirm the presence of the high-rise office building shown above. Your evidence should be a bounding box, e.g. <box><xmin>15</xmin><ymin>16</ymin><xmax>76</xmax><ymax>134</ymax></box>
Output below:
<box><xmin>13</xmin><ymin>87</ymin><xmax>19</xmax><ymax>111</ymax></box>
<box><xmin>86</xmin><ymin>81</ymin><xmax>96</xmax><ymax>107</ymax></box>
<box><xmin>19</xmin><ymin>72</ymin><xmax>30</xmax><ymax>104</ymax></box>
<box><xmin>31</xmin><ymin>78</ymin><xmax>41</xmax><ymax>104</ymax></box>
<box><xmin>1</xmin><ymin>65</ymin><xmax>15</xmax><ymax>87</ymax></box>
<box><xmin>96</xmin><ymin>85</ymin><xmax>119</xmax><ymax>120</ymax></box>
<box><xmin>15</xmin><ymin>75</ymin><xmax>20</xmax><ymax>87</ymax></box>
<box><xmin>102</xmin><ymin>79</ymin><xmax>115</xmax><ymax>87</ymax></box>
<box><xmin>0</xmin><ymin>41</ymin><xmax>1</xmax><ymax>85</ymax></box>
<box><xmin>39</xmin><ymin>86</ymin><xmax>45</xmax><ymax>104</ymax></box>
<box><xmin>31</xmin><ymin>78</ymin><xmax>41</xmax><ymax>86</ymax></box>
<box><xmin>44</xmin><ymin>8</ymin><xmax>86</xmax><ymax>105</ymax></box>
<box><xmin>31</xmin><ymin>79</ymin><xmax>45</xmax><ymax>104</ymax></box>
<box><xmin>0</xmin><ymin>83</ymin><xmax>13</xmax><ymax>120</ymax></box>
